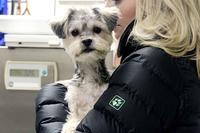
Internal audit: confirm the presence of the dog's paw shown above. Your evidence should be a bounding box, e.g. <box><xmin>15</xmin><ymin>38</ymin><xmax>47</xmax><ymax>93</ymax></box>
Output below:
<box><xmin>61</xmin><ymin>127</ymin><xmax>75</xmax><ymax>133</ymax></box>
<box><xmin>62</xmin><ymin>124</ymin><xmax>75</xmax><ymax>133</ymax></box>
<box><xmin>61</xmin><ymin>121</ymin><xmax>78</xmax><ymax>133</ymax></box>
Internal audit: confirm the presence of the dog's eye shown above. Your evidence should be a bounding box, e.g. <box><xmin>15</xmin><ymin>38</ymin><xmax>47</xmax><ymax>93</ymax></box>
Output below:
<box><xmin>93</xmin><ymin>27</ymin><xmax>102</xmax><ymax>34</ymax></box>
<box><xmin>71</xmin><ymin>29</ymin><xmax>80</xmax><ymax>37</ymax></box>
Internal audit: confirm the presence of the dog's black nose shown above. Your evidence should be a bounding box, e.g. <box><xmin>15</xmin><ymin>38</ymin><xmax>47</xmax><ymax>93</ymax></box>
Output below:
<box><xmin>82</xmin><ymin>39</ymin><xmax>92</xmax><ymax>47</ymax></box>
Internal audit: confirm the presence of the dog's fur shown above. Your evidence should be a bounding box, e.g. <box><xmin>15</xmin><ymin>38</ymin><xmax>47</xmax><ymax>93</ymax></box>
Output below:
<box><xmin>51</xmin><ymin>7</ymin><xmax>118</xmax><ymax>133</ymax></box>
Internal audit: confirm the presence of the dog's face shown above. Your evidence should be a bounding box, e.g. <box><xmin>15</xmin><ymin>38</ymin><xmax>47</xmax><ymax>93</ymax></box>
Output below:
<box><xmin>51</xmin><ymin>7</ymin><xmax>118</xmax><ymax>62</ymax></box>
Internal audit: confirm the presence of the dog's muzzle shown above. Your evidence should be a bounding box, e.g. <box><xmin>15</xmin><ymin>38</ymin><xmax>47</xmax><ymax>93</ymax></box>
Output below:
<box><xmin>81</xmin><ymin>39</ymin><xmax>95</xmax><ymax>53</ymax></box>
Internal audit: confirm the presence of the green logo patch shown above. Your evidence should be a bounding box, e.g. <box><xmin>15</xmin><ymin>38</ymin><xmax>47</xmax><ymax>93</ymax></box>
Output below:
<box><xmin>109</xmin><ymin>95</ymin><xmax>125</xmax><ymax>110</ymax></box>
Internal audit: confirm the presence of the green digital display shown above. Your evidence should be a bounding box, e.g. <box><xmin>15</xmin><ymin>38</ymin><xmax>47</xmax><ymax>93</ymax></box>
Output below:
<box><xmin>10</xmin><ymin>69</ymin><xmax>39</xmax><ymax>77</ymax></box>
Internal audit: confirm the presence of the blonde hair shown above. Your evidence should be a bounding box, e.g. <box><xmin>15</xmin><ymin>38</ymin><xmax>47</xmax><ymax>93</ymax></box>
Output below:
<box><xmin>131</xmin><ymin>0</ymin><xmax>200</xmax><ymax>78</ymax></box>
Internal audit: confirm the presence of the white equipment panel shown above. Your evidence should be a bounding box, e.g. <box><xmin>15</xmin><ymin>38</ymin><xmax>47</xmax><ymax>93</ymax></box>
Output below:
<box><xmin>4</xmin><ymin>61</ymin><xmax>58</xmax><ymax>90</ymax></box>
<box><xmin>0</xmin><ymin>15</ymin><xmax>53</xmax><ymax>35</ymax></box>
<box><xmin>4</xmin><ymin>34</ymin><xmax>61</xmax><ymax>48</ymax></box>
<box><xmin>0</xmin><ymin>15</ymin><xmax>62</xmax><ymax>48</ymax></box>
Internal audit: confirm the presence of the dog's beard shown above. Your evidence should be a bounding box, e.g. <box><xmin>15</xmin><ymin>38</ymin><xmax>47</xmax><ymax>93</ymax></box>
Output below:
<box><xmin>76</xmin><ymin>50</ymin><xmax>107</xmax><ymax>63</ymax></box>
<box><xmin>64</xmin><ymin>37</ymin><xmax>112</xmax><ymax>63</ymax></box>
<box><xmin>69</xmin><ymin>47</ymin><xmax>108</xmax><ymax>63</ymax></box>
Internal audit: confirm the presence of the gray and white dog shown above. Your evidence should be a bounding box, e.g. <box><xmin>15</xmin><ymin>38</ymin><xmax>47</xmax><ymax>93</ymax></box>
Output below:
<box><xmin>51</xmin><ymin>6</ymin><xmax>118</xmax><ymax>133</ymax></box>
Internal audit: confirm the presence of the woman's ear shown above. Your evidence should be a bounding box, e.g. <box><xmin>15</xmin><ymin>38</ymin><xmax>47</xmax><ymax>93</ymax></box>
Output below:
<box><xmin>50</xmin><ymin>8</ymin><xmax>75</xmax><ymax>39</ymax></box>
<box><xmin>93</xmin><ymin>6</ymin><xmax>120</xmax><ymax>32</ymax></box>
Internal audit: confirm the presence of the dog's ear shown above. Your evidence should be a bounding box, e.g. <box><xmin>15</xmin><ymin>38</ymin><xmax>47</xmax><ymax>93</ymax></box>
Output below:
<box><xmin>93</xmin><ymin>7</ymin><xmax>119</xmax><ymax>32</ymax></box>
<box><xmin>50</xmin><ymin>9</ymin><xmax>75</xmax><ymax>39</ymax></box>
<box><xmin>50</xmin><ymin>20</ymin><xmax>66</xmax><ymax>39</ymax></box>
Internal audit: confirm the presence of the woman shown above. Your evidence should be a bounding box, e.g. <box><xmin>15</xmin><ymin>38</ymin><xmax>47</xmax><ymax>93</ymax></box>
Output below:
<box><xmin>75</xmin><ymin>0</ymin><xmax>200</xmax><ymax>132</ymax></box>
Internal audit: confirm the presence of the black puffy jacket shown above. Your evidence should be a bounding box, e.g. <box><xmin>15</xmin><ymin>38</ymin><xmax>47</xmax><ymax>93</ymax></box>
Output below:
<box><xmin>35</xmin><ymin>83</ymin><xmax>68</xmax><ymax>133</ymax></box>
<box><xmin>35</xmin><ymin>21</ymin><xmax>200</xmax><ymax>133</ymax></box>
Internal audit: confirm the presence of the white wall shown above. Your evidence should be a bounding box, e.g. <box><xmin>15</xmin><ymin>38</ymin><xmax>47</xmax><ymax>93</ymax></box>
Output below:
<box><xmin>1</xmin><ymin>0</ymin><xmax>103</xmax><ymax>35</ymax></box>
<box><xmin>7</xmin><ymin>0</ymin><xmax>55</xmax><ymax>17</ymax></box>
<box><xmin>7</xmin><ymin>0</ymin><xmax>104</xmax><ymax>17</ymax></box>
<box><xmin>55</xmin><ymin>0</ymin><xmax>104</xmax><ymax>16</ymax></box>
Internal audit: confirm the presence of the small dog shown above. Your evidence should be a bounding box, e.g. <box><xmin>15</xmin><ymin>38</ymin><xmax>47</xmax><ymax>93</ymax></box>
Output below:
<box><xmin>51</xmin><ymin>6</ymin><xmax>118</xmax><ymax>133</ymax></box>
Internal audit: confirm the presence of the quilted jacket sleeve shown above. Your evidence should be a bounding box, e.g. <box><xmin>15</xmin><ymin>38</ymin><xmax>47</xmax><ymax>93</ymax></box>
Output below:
<box><xmin>75</xmin><ymin>47</ymin><xmax>181</xmax><ymax>133</ymax></box>
<box><xmin>35</xmin><ymin>83</ymin><xmax>68</xmax><ymax>133</ymax></box>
